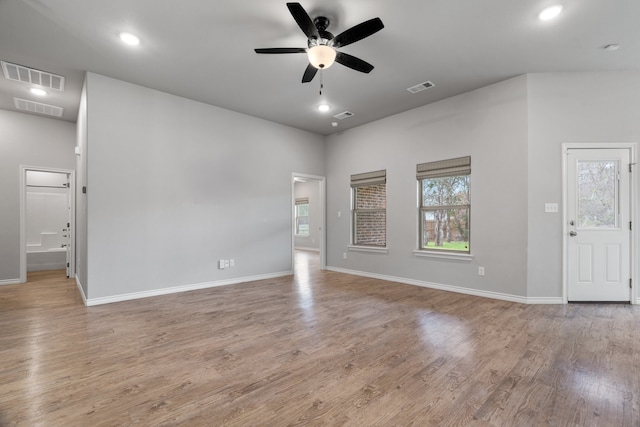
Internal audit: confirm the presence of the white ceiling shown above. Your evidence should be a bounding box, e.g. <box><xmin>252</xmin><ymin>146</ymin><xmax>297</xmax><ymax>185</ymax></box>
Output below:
<box><xmin>0</xmin><ymin>0</ymin><xmax>638</xmax><ymax>136</ymax></box>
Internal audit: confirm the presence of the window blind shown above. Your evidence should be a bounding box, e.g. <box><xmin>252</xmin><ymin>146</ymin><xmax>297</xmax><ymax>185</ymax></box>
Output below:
<box><xmin>416</xmin><ymin>156</ymin><xmax>471</xmax><ymax>180</ymax></box>
<box><xmin>295</xmin><ymin>198</ymin><xmax>309</xmax><ymax>205</ymax></box>
<box><xmin>350</xmin><ymin>169</ymin><xmax>386</xmax><ymax>187</ymax></box>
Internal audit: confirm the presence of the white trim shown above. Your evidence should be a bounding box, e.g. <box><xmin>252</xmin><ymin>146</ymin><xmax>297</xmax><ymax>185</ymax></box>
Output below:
<box><xmin>348</xmin><ymin>245</ymin><xmax>388</xmax><ymax>254</ymax></box>
<box><xmin>326</xmin><ymin>266</ymin><xmax>563</xmax><ymax>305</ymax></box>
<box><xmin>413</xmin><ymin>250</ymin><xmax>474</xmax><ymax>262</ymax></box>
<box><xmin>76</xmin><ymin>276</ymin><xmax>87</xmax><ymax>304</ymax></box>
<box><xmin>291</xmin><ymin>173</ymin><xmax>326</xmax><ymax>271</ymax></box>
<box><xmin>84</xmin><ymin>271</ymin><xmax>292</xmax><ymax>306</ymax></box>
<box><xmin>562</xmin><ymin>142</ymin><xmax>637</xmax><ymax>304</ymax></box>
<box><xmin>526</xmin><ymin>297</ymin><xmax>565</xmax><ymax>304</ymax></box>
<box><xmin>0</xmin><ymin>278</ymin><xmax>21</xmax><ymax>286</ymax></box>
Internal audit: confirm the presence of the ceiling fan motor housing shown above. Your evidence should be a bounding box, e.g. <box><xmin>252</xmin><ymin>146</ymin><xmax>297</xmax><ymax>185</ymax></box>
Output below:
<box><xmin>309</xmin><ymin>17</ymin><xmax>334</xmax><ymax>47</ymax></box>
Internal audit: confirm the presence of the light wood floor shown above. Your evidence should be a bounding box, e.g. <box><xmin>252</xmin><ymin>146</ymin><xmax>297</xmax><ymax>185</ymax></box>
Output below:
<box><xmin>1</xmin><ymin>251</ymin><xmax>639</xmax><ymax>426</ymax></box>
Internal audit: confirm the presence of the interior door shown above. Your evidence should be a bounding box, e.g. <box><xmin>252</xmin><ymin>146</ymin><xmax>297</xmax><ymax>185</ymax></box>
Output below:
<box><xmin>567</xmin><ymin>148</ymin><xmax>631</xmax><ymax>302</ymax></box>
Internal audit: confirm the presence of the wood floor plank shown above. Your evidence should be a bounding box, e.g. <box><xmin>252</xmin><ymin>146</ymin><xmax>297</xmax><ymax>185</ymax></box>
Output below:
<box><xmin>1</xmin><ymin>252</ymin><xmax>639</xmax><ymax>426</ymax></box>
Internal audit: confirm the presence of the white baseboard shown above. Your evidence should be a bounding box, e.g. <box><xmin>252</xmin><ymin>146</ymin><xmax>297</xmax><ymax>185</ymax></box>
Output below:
<box><xmin>326</xmin><ymin>267</ymin><xmax>564</xmax><ymax>305</ymax></box>
<box><xmin>0</xmin><ymin>278</ymin><xmax>21</xmax><ymax>286</ymax></box>
<box><xmin>75</xmin><ymin>276</ymin><xmax>88</xmax><ymax>305</ymax></box>
<box><xmin>27</xmin><ymin>263</ymin><xmax>66</xmax><ymax>272</ymax></box>
<box><xmin>84</xmin><ymin>271</ymin><xmax>293</xmax><ymax>306</ymax></box>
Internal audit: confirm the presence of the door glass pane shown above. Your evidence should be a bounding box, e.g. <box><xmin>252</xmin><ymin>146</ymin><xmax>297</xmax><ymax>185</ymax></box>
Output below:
<box><xmin>577</xmin><ymin>160</ymin><xmax>617</xmax><ymax>228</ymax></box>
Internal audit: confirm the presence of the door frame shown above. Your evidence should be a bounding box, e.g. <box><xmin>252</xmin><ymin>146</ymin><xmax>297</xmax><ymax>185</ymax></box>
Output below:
<box><xmin>19</xmin><ymin>165</ymin><xmax>76</xmax><ymax>283</ymax></box>
<box><xmin>291</xmin><ymin>173</ymin><xmax>326</xmax><ymax>270</ymax></box>
<box><xmin>562</xmin><ymin>143</ymin><xmax>638</xmax><ymax>304</ymax></box>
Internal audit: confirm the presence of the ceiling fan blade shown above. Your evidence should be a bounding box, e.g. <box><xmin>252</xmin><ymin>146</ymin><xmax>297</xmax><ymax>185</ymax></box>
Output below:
<box><xmin>302</xmin><ymin>63</ymin><xmax>318</xmax><ymax>83</ymax></box>
<box><xmin>255</xmin><ymin>48</ymin><xmax>307</xmax><ymax>54</ymax></box>
<box><xmin>331</xmin><ymin>18</ymin><xmax>384</xmax><ymax>48</ymax></box>
<box><xmin>335</xmin><ymin>52</ymin><xmax>374</xmax><ymax>73</ymax></box>
<box><xmin>287</xmin><ymin>2</ymin><xmax>320</xmax><ymax>40</ymax></box>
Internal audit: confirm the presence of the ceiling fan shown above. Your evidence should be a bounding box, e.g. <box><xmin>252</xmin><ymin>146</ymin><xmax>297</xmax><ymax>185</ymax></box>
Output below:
<box><xmin>254</xmin><ymin>2</ymin><xmax>384</xmax><ymax>83</ymax></box>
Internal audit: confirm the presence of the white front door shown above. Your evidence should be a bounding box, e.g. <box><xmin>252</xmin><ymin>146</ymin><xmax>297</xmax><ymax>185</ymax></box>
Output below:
<box><xmin>567</xmin><ymin>148</ymin><xmax>631</xmax><ymax>302</ymax></box>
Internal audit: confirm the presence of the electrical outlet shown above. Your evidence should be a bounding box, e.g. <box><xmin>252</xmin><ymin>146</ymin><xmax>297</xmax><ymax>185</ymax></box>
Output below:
<box><xmin>219</xmin><ymin>260</ymin><xmax>225</xmax><ymax>269</ymax></box>
<box><xmin>229</xmin><ymin>259</ymin><xmax>235</xmax><ymax>267</ymax></box>
<box><xmin>478</xmin><ymin>267</ymin><xmax>485</xmax><ymax>276</ymax></box>
<box><xmin>343</xmin><ymin>252</ymin><xmax>347</xmax><ymax>260</ymax></box>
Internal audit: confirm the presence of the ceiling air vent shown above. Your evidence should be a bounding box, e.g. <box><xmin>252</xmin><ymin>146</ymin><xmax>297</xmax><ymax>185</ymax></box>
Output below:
<box><xmin>333</xmin><ymin>111</ymin><xmax>354</xmax><ymax>120</ymax></box>
<box><xmin>14</xmin><ymin>98</ymin><xmax>64</xmax><ymax>117</ymax></box>
<box><xmin>407</xmin><ymin>81</ymin><xmax>435</xmax><ymax>94</ymax></box>
<box><xmin>2</xmin><ymin>61</ymin><xmax>65</xmax><ymax>91</ymax></box>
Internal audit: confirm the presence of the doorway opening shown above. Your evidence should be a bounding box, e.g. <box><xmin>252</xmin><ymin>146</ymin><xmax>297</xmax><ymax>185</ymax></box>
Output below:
<box><xmin>20</xmin><ymin>166</ymin><xmax>75</xmax><ymax>283</ymax></box>
<box><xmin>291</xmin><ymin>173</ymin><xmax>326</xmax><ymax>275</ymax></box>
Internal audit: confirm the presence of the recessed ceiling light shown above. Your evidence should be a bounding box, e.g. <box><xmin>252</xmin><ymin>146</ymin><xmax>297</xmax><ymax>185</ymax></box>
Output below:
<box><xmin>29</xmin><ymin>88</ymin><xmax>47</xmax><ymax>96</ymax></box>
<box><xmin>604</xmin><ymin>44</ymin><xmax>620</xmax><ymax>51</ymax></box>
<box><xmin>539</xmin><ymin>5</ymin><xmax>563</xmax><ymax>21</ymax></box>
<box><xmin>318</xmin><ymin>104</ymin><xmax>330</xmax><ymax>112</ymax></box>
<box><xmin>119</xmin><ymin>32</ymin><xmax>140</xmax><ymax>46</ymax></box>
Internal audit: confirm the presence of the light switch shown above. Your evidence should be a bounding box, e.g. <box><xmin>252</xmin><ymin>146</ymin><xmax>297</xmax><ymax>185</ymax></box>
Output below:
<box><xmin>545</xmin><ymin>203</ymin><xmax>558</xmax><ymax>213</ymax></box>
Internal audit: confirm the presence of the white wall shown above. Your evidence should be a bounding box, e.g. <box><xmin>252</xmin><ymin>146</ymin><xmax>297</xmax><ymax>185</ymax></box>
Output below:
<box><xmin>325</xmin><ymin>76</ymin><xmax>529</xmax><ymax>300</ymax></box>
<box><xmin>0</xmin><ymin>110</ymin><xmax>75</xmax><ymax>282</ymax></box>
<box><xmin>83</xmin><ymin>73</ymin><xmax>325</xmax><ymax>301</ymax></box>
<box><xmin>294</xmin><ymin>180</ymin><xmax>320</xmax><ymax>251</ymax></box>
<box><xmin>526</xmin><ymin>72</ymin><xmax>640</xmax><ymax>300</ymax></box>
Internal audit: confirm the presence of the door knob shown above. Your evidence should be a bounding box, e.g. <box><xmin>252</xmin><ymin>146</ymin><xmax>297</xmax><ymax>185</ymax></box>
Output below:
<box><xmin>569</xmin><ymin>231</ymin><xmax>577</xmax><ymax>237</ymax></box>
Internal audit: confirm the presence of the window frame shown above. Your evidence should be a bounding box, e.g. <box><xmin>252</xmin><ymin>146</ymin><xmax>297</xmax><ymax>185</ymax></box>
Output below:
<box><xmin>417</xmin><ymin>157</ymin><xmax>471</xmax><ymax>254</ymax></box>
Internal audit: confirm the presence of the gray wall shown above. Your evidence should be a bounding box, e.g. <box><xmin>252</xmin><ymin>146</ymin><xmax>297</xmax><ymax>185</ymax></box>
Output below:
<box><xmin>325</xmin><ymin>76</ymin><xmax>529</xmax><ymax>299</ymax></box>
<box><xmin>294</xmin><ymin>180</ymin><xmax>321</xmax><ymax>251</ymax></box>
<box><xmin>526</xmin><ymin>72</ymin><xmax>640</xmax><ymax>299</ymax></box>
<box><xmin>0</xmin><ymin>110</ymin><xmax>75</xmax><ymax>282</ymax></box>
<box><xmin>75</xmin><ymin>79</ymin><xmax>88</xmax><ymax>295</ymax></box>
<box><xmin>84</xmin><ymin>73</ymin><xmax>324</xmax><ymax>300</ymax></box>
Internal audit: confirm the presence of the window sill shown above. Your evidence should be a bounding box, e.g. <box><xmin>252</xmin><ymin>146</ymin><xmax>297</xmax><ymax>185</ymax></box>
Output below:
<box><xmin>413</xmin><ymin>250</ymin><xmax>474</xmax><ymax>262</ymax></box>
<box><xmin>348</xmin><ymin>245</ymin><xmax>389</xmax><ymax>254</ymax></box>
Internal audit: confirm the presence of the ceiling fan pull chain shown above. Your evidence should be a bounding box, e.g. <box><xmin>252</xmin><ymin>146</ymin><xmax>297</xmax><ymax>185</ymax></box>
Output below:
<box><xmin>319</xmin><ymin>70</ymin><xmax>324</xmax><ymax>96</ymax></box>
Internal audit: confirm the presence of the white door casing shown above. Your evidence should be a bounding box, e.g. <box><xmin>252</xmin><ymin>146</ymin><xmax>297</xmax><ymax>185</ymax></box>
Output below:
<box><xmin>566</xmin><ymin>148</ymin><xmax>631</xmax><ymax>302</ymax></box>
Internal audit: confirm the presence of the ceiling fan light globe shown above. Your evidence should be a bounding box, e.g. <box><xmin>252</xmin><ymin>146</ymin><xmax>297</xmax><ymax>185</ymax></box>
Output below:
<box><xmin>307</xmin><ymin>45</ymin><xmax>336</xmax><ymax>69</ymax></box>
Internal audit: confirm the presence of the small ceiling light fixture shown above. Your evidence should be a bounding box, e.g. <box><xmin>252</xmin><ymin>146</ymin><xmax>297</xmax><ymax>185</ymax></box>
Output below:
<box><xmin>307</xmin><ymin>45</ymin><xmax>337</xmax><ymax>69</ymax></box>
<box><xmin>119</xmin><ymin>32</ymin><xmax>140</xmax><ymax>46</ymax></box>
<box><xmin>604</xmin><ymin>44</ymin><xmax>620</xmax><ymax>51</ymax></box>
<box><xmin>29</xmin><ymin>87</ymin><xmax>47</xmax><ymax>96</ymax></box>
<box><xmin>331</xmin><ymin>122</ymin><xmax>338</xmax><ymax>127</ymax></box>
<box><xmin>318</xmin><ymin>104</ymin><xmax>330</xmax><ymax>112</ymax></box>
<box><xmin>539</xmin><ymin>5</ymin><xmax>563</xmax><ymax>21</ymax></box>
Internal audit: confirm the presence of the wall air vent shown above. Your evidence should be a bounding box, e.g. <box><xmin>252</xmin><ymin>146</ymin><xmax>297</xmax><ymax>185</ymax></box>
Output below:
<box><xmin>14</xmin><ymin>98</ymin><xmax>64</xmax><ymax>117</ymax></box>
<box><xmin>333</xmin><ymin>111</ymin><xmax>354</xmax><ymax>120</ymax></box>
<box><xmin>2</xmin><ymin>61</ymin><xmax>65</xmax><ymax>91</ymax></box>
<box><xmin>407</xmin><ymin>81</ymin><xmax>435</xmax><ymax>94</ymax></box>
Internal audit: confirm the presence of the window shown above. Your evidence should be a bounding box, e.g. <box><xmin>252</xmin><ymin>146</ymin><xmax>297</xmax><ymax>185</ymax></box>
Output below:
<box><xmin>351</xmin><ymin>170</ymin><xmax>386</xmax><ymax>247</ymax></box>
<box><xmin>417</xmin><ymin>156</ymin><xmax>470</xmax><ymax>252</ymax></box>
<box><xmin>295</xmin><ymin>198</ymin><xmax>309</xmax><ymax>236</ymax></box>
